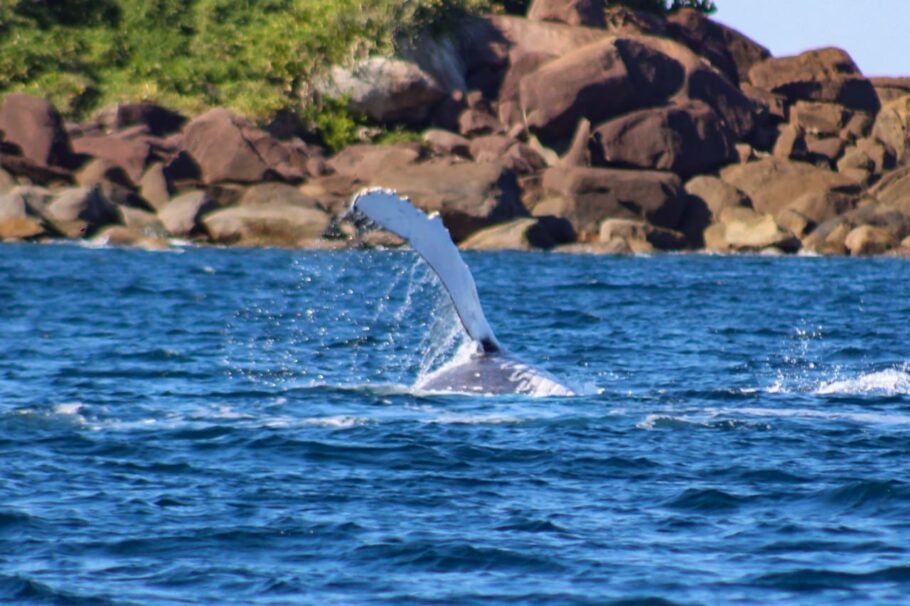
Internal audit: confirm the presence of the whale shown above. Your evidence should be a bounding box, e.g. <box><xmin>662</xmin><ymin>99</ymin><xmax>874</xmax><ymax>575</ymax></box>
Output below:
<box><xmin>348</xmin><ymin>187</ymin><xmax>575</xmax><ymax>397</ymax></box>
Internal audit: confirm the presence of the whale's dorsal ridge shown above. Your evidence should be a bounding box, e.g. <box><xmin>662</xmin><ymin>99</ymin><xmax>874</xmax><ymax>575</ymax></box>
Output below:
<box><xmin>350</xmin><ymin>187</ymin><xmax>500</xmax><ymax>352</ymax></box>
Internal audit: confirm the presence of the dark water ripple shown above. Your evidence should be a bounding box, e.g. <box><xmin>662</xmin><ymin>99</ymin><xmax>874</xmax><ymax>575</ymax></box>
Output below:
<box><xmin>3</xmin><ymin>245</ymin><xmax>910</xmax><ymax>604</ymax></box>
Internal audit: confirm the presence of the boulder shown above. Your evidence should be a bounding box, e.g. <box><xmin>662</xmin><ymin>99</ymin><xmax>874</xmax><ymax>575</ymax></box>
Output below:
<box><xmin>740</xmin><ymin>82</ymin><xmax>788</xmax><ymax>122</ymax></box>
<box><xmin>527</xmin><ymin>0</ymin><xmax>606</xmax><ymax>28</ymax></box>
<box><xmin>76</xmin><ymin>158</ymin><xmax>134</xmax><ymax>189</ymax></box>
<box><xmin>539</xmin><ymin>166</ymin><xmax>687</xmax><ymax>238</ymax></box>
<box><xmin>423</xmin><ymin>129</ymin><xmax>471</xmax><ymax>157</ymax></box>
<box><xmin>871</xmin><ymin>77</ymin><xmax>910</xmax><ymax>104</ymax></box>
<box><xmin>92</xmin><ymin>225</ymin><xmax>170</xmax><ymax>250</ymax></box>
<box><xmin>458</xmin><ymin>106</ymin><xmax>501</xmax><ymax>136</ymax></box>
<box><xmin>784</xmin><ymin>190</ymin><xmax>858</xmax><ymax>227</ymax></box>
<box><xmin>327</xmin><ymin>143</ymin><xmax>423</xmax><ymax>182</ymax></box>
<box><xmin>678</xmin><ymin>175</ymin><xmax>751</xmax><ymax>245</ymax></box>
<box><xmin>666</xmin><ymin>8</ymin><xmax>770</xmax><ymax>85</ymax></box>
<box><xmin>704</xmin><ymin>206</ymin><xmax>800</xmax><ymax>253</ymax></box>
<box><xmin>598</xmin><ymin>217</ymin><xmax>687</xmax><ymax>251</ymax></box>
<box><xmin>870</xmin><ymin>166</ymin><xmax>910</xmax><ymax>213</ymax></box>
<box><xmin>591</xmin><ymin>100</ymin><xmax>737</xmax><ymax>178</ymax></box>
<box><xmin>747</xmin><ymin>47</ymin><xmax>880</xmax><ymax>113</ymax></box>
<box><xmin>182</xmin><ymin>108</ymin><xmax>299</xmax><ymax>184</ymax></box>
<box><xmin>805</xmin><ymin>135</ymin><xmax>846</xmax><ymax>167</ymax></box>
<box><xmin>322</xmin><ymin>57</ymin><xmax>445</xmax><ymax>125</ymax></box>
<box><xmin>684</xmin><ymin>65</ymin><xmax>757</xmax><ymax>139</ymax></box>
<box><xmin>93</xmin><ymin>102</ymin><xmax>186</xmax><ymax>136</ymax></box>
<box><xmin>497</xmin><ymin>49</ymin><xmax>559</xmax><ymax>127</ymax></box>
<box><xmin>791</xmin><ymin>101</ymin><xmax>849</xmax><ymax>137</ymax></box>
<box><xmin>238</xmin><ymin>182</ymin><xmax>322</xmax><ymax>210</ymax></box>
<box><xmin>802</xmin><ymin>218</ymin><xmax>852</xmax><ymax>255</ymax></box>
<box><xmin>872</xmin><ymin>95</ymin><xmax>910</xmax><ymax>163</ymax></box>
<box><xmin>837</xmin><ymin>138</ymin><xmax>895</xmax><ymax>178</ymax></box>
<box><xmin>719</xmin><ymin>157</ymin><xmax>861</xmax><ymax>215</ymax></box>
<box><xmin>139</xmin><ymin>163</ymin><xmax>173</xmax><ymax>211</ymax></box>
<box><xmin>120</xmin><ymin>206</ymin><xmax>168</xmax><ymax>238</ymax></box>
<box><xmin>772</xmin><ymin>124</ymin><xmax>808</xmax><ymax>160</ymax></box>
<box><xmin>456</xmin><ymin>15</ymin><xmax>608</xmax><ymax>92</ymax></box>
<box><xmin>0</xmin><ymin>94</ymin><xmax>73</xmax><ymax>167</ymax></box>
<box><xmin>469</xmin><ymin>135</ymin><xmax>546</xmax><ymax>175</ymax></box>
<box><xmin>603</xmin><ymin>5</ymin><xmax>667</xmax><ymax>37</ymax></box>
<box><xmin>459</xmin><ymin>216</ymin><xmax>576</xmax><ymax>250</ymax></box>
<box><xmin>46</xmin><ymin>186</ymin><xmax>122</xmax><ymax>237</ymax></box>
<box><xmin>0</xmin><ymin>167</ymin><xmax>15</xmax><ymax>194</ymax></box>
<box><xmin>202</xmin><ymin>203</ymin><xmax>331</xmax><ymax>247</ymax></box>
<box><xmin>845</xmin><ymin>225</ymin><xmax>896</xmax><ymax>256</ymax></box>
<box><xmin>368</xmin><ymin>159</ymin><xmax>527</xmax><ymax>242</ymax></box>
<box><xmin>519</xmin><ymin>37</ymin><xmax>683</xmax><ymax>146</ymax></box>
<box><xmin>71</xmin><ymin>134</ymin><xmax>151</xmax><ymax>183</ymax></box>
<box><xmin>299</xmin><ymin>174</ymin><xmax>361</xmax><ymax>216</ymax></box>
<box><xmin>0</xmin><ymin>186</ymin><xmax>58</xmax><ymax>240</ymax></box>
<box><xmin>159</xmin><ymin>191</ymin><xmax>220</xmax><ymax>238</ymax></box>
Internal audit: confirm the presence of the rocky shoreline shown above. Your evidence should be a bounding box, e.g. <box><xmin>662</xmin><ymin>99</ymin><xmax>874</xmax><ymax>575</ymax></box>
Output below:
<box><xmin>1</xmin><ymin>1</ymin><xmax>909</xmax><ymax>256</ymax></box>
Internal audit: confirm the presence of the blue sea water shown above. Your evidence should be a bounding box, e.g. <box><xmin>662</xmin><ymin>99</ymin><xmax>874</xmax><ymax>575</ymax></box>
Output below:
<box><xmin>3</xmin><ymin>242</ymin><xmax>910</xmax><ymax>605</ymax></box>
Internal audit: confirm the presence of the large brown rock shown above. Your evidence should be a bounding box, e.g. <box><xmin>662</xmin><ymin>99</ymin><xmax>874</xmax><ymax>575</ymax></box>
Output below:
<box><xmin>159</xmin><ymin>191</ymin><xmax>220</xmax><ymax>238</ymax></box>
<box><xmin>370</xmin><ymin>159</ymin><xmax>527</xmax><ymax>242</ymax></box>
<box><xmin>678</xmin><ymin>175</ymin><xmax>751</xmax><ymax>245</ymax></box>
<box><xmin>539</xmin><ymin>166</ymin><xmax>687</xmax><ymax>238</ymax></box>
<box><xmin>459</xmin><ymin>216</ymin><xmax>576</xmax><ymax>250</ymax></box>
<box><xmin>592</xmin><ymin>101</ymin><xmax>736</xmax><ymax>177</ymax></box>
<box><xmin>322</xmin><ymin>57</ymin><xmax>445</xmax><ymax>125</ymax></box>
<box><xmin>666</xmin><ymin>8</ymin><xmax>770</xmax><ymax>85</ymax></box>
<box><xmin>784</xmin><ymin>190</ymin><xmax>858</xmax><ymax>226</ymax></box>
<box><xmin>872</xmin><ymin>95</ymin><xmax>910</xmax><ymax>164</ymax></box>
<box><xmin>719</xmin><ymin>157</ymin><xmax>861</xmax><ymax>215</ymax></box>
<box><xmin>518</xmin><ymin>39</ymin><xmax>650</xmax><ymax>145</ymax></box>
<box><xmin>870</xmin><ymin>77</ymin><xmax>910</xmax><ymax>104</ymax></box>
<box><xmin>0</xmin><ymin>186</ymin><xmax>59</xmax><ymax>240</ymax></box>
<box><xmin>0</xmin><ymin>94</ymin><xmax>73</xmax><ymax>168</ymax></box>
<box><xmin>71</xmin><ymin>134</ymin><xmax>152</xmax><ymax>183</ymax></box>
<box><xmin>845</xmin><ymin>224</ymin><xmax>896</xmax><ymax>255</ymax></box>
<box><xmin>747</xmin><ymin>48</ymin><xmax>880</xmax><ymax>113</ymax></box>
<box><xmin>703</xmin><ymin>206</ymin><xmax>800</xmax><ymax>253</ymax></box>
<box><xmin>326</xmin><ymin>143</ymin><xmax>423</xmax><ymax>182</ymax></box>
<box><xmin>46</xmin><ymin>186</ymin><xmax>122</xmax><ymax>237</ymax></box>
<box><xmin>527</xmin><ymin>0</ymin><xmax>606</xmax><ymax>28</ymax></box>
<box><xmin>203</xmin><ymin>203</ymin><xmax>331</xmax><ymax>247</ymax></box>
<box><xmin>182</xmin><ymin>108</ymin><xmax>307</xmax><ymax>184</ymax></box>
<box><xmin>870</xmin><ymin>166</ymin><xmax>910</xmax><ymax>213</ymax></box>
<box><xmin>598</xmin><ymin>217</ymin><xmax>687</xmax><ymax>251</ymax></box>
<box><xmin>93</xmin><ymin>102</ymin><xmax>186</xmax><ymax>136</ymax></box>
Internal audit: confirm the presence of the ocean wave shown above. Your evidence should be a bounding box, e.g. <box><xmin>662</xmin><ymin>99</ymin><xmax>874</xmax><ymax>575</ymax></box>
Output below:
<box><xmin>817</xmin><ymin>367</ymin><xmax>910</xmax><ymax>396</ymax></box>
<box><xmin>753</xmin><ymin>564</ymin><xmax>910</xmax><ymax>591</ymax></box>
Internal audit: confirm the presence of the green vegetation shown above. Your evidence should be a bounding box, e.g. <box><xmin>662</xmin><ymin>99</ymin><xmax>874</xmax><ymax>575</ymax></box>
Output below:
<box><xmin>0</xmin><ymin>0</ymin><xmax>715</xmax><ymax>148</ymax></box>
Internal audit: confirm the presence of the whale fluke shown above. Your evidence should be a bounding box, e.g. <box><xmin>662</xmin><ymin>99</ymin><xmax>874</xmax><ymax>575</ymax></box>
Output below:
<box><xmin>349</xmin><ymin>187</ymin><xmax>574</xmax><ymax>396</ymax></box>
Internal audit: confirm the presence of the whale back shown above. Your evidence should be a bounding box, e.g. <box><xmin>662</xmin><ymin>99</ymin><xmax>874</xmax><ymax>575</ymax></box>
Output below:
<box><xmin>350</xmin><ymin>188</ymin><xmax>500</xmax><ymax>353</ymax></box>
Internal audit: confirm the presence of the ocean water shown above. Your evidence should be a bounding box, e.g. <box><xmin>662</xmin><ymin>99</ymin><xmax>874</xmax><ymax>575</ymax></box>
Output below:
<box><xmin>3</xmin><ymin>242</ymin><xmax>910</xmax><ymax>605</ymax></box>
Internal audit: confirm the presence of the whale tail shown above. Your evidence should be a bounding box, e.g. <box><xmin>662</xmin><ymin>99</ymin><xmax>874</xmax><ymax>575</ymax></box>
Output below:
<box><xmin>349</xmin><ymin>187</ymin><xmax>500</xmax><ymax>353</ymax></box>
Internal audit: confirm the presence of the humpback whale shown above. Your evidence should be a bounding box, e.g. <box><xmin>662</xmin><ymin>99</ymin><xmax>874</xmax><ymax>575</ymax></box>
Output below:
<box><xmin>348</xmin><ymin>188</ymin><xmax>575</xmax><ymax>397</ymax></box>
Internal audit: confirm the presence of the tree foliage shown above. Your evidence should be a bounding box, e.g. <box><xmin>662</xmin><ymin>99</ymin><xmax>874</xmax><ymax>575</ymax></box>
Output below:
<box><xmin>0</xmin><ymin>0</ymin><xmax>716</xmax><ymax>146</ymax></box>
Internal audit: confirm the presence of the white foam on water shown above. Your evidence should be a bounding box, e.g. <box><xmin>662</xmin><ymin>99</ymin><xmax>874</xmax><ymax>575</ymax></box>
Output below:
<box><xmin>816</xmin><ymin>367</ymin><xmax>910</xmax><ymax>396</ymax></box>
